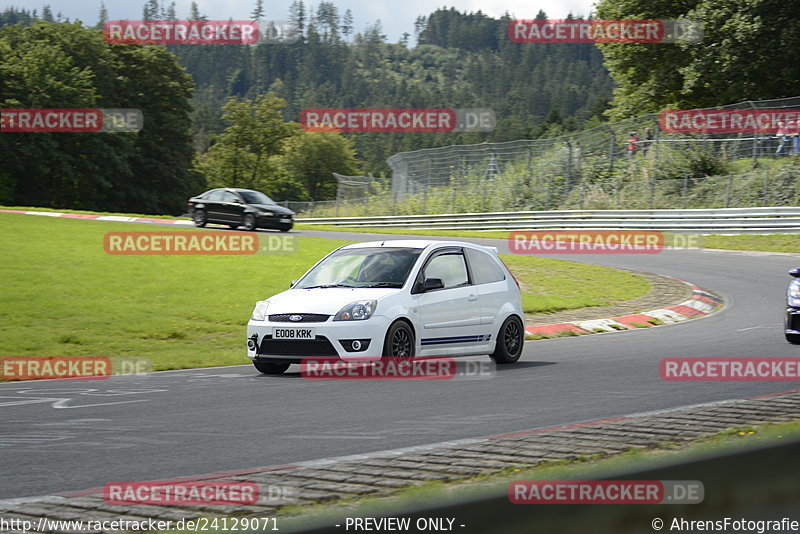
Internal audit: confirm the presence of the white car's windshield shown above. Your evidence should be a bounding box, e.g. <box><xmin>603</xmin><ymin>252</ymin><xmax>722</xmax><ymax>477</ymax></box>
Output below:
<box><xmin>297</xmin><ymin>247</ymin><xmax>423</xmax><ymax>289</ymax></box>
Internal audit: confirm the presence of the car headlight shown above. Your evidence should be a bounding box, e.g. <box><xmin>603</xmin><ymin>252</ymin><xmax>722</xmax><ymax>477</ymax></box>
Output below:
<box><xmin>251</xmin><ymin>300</ymin><xmax>269</xmax><ymax>321</ymax></box>
<box><xmin>789</xmin><ymin>281</ymin><xmax>800</xmax><ymax>305</ymax></box>
<box><xmin>334</xmin><ymin>300</ymin><xmax>377</xmax><ymax>321</ymax></box>
<box><xmin>259</xmin><ymin>210</ymin><xmax>274</xmax><ymax>216</ymax></box>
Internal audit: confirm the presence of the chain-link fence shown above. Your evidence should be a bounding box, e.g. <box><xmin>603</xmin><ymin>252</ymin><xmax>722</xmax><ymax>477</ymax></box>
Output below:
<box><xmin>283</xmin><ymin>96</ymin><xmax>800</xmax><ymax>217</ymax></box>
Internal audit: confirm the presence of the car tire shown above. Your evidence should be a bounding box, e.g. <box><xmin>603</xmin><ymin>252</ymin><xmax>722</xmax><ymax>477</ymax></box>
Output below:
<box><xmin>491</xmin><ymin>315</ymin><xmax>524</xmax><ymax>364</ymax></box>
<box><xmin>193</xmin><ymin>209</ymin><xmax>207</xmax><ymax>228</ymax></box>
<box><xmin>279</xmin><ymin>226</ymin><xmax>292</xmax><ymax>232</ymax></box>
<box><xmin>383</xmin><ymin>320</ymin><xmax>415</xmax><ymax>361</ymax></box>
<box><xmin>787</xmin><ymin>333</ymin><xmax>800</xmax><ymax>344</ymax></box>
<box><xmin>228</xmin><ymin>224</ymin><xmax>239</xmax><ymax>229</ymax></box>
<box><xmin>253</xmin><ymin>360</ymin><xmax>290</xmax><ymax>375</ymax></box>
<box><xmin>243</xmin><ymin>213</ymin><xmax>257</xmax><ymax>231</ymax></box>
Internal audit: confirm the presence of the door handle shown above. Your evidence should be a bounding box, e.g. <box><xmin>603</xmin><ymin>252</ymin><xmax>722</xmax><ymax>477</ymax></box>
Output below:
<box><xmin>467</xmin><ymin>295</ymin><xmax>478</xmax><ymax>302</ymax></box>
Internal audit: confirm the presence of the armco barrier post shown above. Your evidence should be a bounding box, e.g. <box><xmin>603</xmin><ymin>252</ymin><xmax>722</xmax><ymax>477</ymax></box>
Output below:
<box><xmin>682</xmin><ymin>174</ymin><xmax>689</xmax><ymax>209</ymax></box>
<box><xmin>725</xmin><ymin>174</ymin><xmax>733</xmax><ymax>208</ymax></box>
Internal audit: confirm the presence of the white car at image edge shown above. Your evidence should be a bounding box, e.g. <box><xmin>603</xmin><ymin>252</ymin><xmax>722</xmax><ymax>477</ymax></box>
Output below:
<box><xmin>246</xmin><ymin>240</ymin><xmax>525</xmax><ymax>374</ymax></box>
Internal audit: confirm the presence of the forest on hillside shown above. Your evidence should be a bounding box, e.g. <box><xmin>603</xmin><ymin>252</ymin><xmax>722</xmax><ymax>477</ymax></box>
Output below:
<box><xmin>2</xmin><ymin>0</ymin><xmax>799</xmax><ymax>212</ymax></box>
<box><xmin>170</xmin><ymin>5</ymin><xmax>614</xmax><ymax>176</ymax></box>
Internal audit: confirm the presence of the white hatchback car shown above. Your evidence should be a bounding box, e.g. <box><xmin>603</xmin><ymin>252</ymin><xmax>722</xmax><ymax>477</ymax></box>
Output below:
<box><xmin>246</xmin><ymin>240</ymin><xmax>525</xmax><ymax>374</ymax></box>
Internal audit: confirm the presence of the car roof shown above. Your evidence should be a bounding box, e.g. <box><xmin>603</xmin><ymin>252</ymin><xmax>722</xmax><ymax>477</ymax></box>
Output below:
<box><xmin>339</xmin><ymin>240</ymin><xmax>498</xmax><ymax>254</ymax></box>
<box><xmin>225</xmin><ymin>188</ymin><xmax>260</xmax><ymax>193</ymax></box>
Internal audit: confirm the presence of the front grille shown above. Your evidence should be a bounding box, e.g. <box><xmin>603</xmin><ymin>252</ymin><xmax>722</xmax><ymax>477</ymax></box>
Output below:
<box><xmin>790</xmin><ymin>313</ymin><xmax>800</xmax><ymax>331</ymax></box>
<box><xmin>258</xmin><ymin>335</ymin><xmax>338</xmax><ymax>357</ymax></box>
<box><xmin>268</xmin><ymin>313</ymin><xmax>330</xmax><ymax>323</ymax></box>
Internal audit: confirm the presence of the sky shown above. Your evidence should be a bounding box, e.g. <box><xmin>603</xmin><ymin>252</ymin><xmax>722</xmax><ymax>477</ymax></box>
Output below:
<box><xmin>3</xmin><ymin>0</ymin><xmax>597</xmax><ymax>42</ymax></box>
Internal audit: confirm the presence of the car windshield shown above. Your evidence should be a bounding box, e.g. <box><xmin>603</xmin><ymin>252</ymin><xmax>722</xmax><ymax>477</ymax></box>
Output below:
<box><xmin>296</xmin><ymin>247</ymin><xmax>423</xmax><ymax>289</ymax></box>
<box><xmin>239</xmin><ymin>190</ymin><xmax>275</xmax><ymax>205</ymax></box>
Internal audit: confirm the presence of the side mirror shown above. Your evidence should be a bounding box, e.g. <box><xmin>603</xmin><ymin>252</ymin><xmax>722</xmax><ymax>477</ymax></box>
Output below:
<box><xmin>290</xmin><ymin>279</ymin><xmax>299</xmax><ymax>287</ymax></box>
<box><xmin>790</xmin><ymin>268</ymin><xmax>800</xmax><ymax>278</ymax></box>
<box><xmin>422</xmin><ymin>277</ymin><xmax>444</xmax><ymax>291</ymax></box>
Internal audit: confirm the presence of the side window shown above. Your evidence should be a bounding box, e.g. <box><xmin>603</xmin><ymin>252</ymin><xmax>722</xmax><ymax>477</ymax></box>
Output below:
<box><xmin>207</xmin><ymin>190</ymin><xmax>224</xmax><ymax>201</ymax></box>
<box><xmin>423</xmin><ymin>253</ymin><xmax>469</xmax><ymax>289</ymax></box>
<box><xmin>465</xmin><ymin>248</ymin><xmax>506</xmax><ymax>284</ymax></box>
<box><xmin>222</xmin><ymin>191</ymin><xmax>240</xmax><ymax>203</ymax></box>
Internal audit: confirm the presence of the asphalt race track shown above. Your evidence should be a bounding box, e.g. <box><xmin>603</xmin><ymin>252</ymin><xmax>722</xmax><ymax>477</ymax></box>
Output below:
<box><xmin>2</xmin><ymin>225</ymin><xmax>798</xmax><ymax>500</ymax></box>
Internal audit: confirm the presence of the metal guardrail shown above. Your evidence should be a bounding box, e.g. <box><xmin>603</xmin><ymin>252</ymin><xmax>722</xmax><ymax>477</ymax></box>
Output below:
<box><xmin>297</xmin><ymin>207</ymin><xmax>800</xmax><ymax>234</ymax></box>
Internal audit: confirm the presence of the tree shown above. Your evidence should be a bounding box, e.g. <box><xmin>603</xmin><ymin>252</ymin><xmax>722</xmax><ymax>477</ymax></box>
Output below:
<box><xmin>342</xmin><ymin>9</ymin><xmax>353</xmax><ymax>42</ymax></box>
<box><xmin>0</xmin><ymin>21</ymin><xmax>202</xmax><ymax>213</ymax></box>
<box><xmin>188</xmin><ymin>1</ymin><xmax>205</xmax><ymax>21</ymax></box>
<box><xmin>413</xmin><ymin>16</ymin><xmax>427</xmax><ymax>38</ymax></box>
<box><xmin>0</xmin><ymin>7</ymin><xmax>36</xmax><ymax>27</ymax></box>
<box><xmin>277</xmin><ymin>132</ymin><xmax>360</xmax><ymax>200</ymax></box>
<box><xmin>196</xmin><ymin>93</ymin><xmax>300</xmax><ymax>192</ymax></box>
<box><xmin>251</xmin><ymin>0</ymin><xmax>264</xmax><ymax>22</ymax></box>
<box><xmin>595</xmin><ymin>0</ymin><xmax>800</xmax><ymax>118</ymax></box>
<box><xmin>142</xmin><ymin>0</ymin><xmax>162</xmax><ymax>20</ymax></box>
<box><xmin>96</xmin><ymin>2</ymin><xmax>108</xmax><ymax>29</ymax></box>
<box><xmin>288</xmin><ymin>0</ymin><xmax>306</xmax><ymax>38</ymax></box>
<box><xmin>41</xmin><ymin>5</ymin><xmax>54</xmax><ymax>22</ymax></box>
<box><xmin>315</xmin><ymin>1</ymin><xmax>339</xmax><ymax>42</ymax></box>
<box><xmin>363</xmin><ymin>19</ymin><xmax>385</xmax><ymax>44</ymax></box>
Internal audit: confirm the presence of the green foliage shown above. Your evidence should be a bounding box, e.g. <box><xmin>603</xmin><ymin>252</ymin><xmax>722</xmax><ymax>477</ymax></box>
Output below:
<box><xmin>596</xmin><ymin>0</ymin><xmax>800</xmax><ymax>118</ymax></box>
<box><xmin>171</xmin><ymin>7</ymin><xmax>614</xmax><ymax>178</ymax></box>
<box><xmin>196</xmin><ymin>93</ymin><xmax>300</xmax><ymax>195</ymax></box>
<box><xmin>301</xmin><ymin>145</ymin><xmax>799</xmax><ymax>216</ymax></box>
<box><xmin>0</xmin><ymin>21</ymin><xmax>202</xmax><ymax>214</ymax></box>
<box><xmin>0</xmin><ymin>213</ymin><xmax>651</xmax><ymax>368</ymax></box>
<box><xmin>277</xmin><ymin>132</ymin><xmax>361</xmax><ymax>200</ymax></box>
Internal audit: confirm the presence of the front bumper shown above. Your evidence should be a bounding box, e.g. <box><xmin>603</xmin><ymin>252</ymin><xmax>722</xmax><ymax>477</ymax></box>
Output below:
<box><xmin>786</xmin><ymin>307</ymin><xmax>800</xmax><ymax>334</ymax></box>
<box><xmin>247</xmin><ymin>315</ymin><xmax>392</xmax><ymax>363</ymax></box>
<box><xmin>256</xmin><ymin>213</ymin><xmax>293</xmax><ymax>229</ymax></box>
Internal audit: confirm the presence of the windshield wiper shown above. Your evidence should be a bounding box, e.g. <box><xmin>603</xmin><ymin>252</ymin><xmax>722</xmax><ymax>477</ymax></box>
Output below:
<box><xmin>300</xmin><ymin>284</ymin><xmax>356</xmax><ymax>289</ymax></box>
<box><xmin>363</xmin><ymin>282</ymin><xmax>403</xmax><ymax>288</ymax></box>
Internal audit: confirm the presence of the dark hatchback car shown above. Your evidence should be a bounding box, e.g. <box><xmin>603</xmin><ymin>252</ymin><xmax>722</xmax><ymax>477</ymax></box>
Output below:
<box><xmin>188</xmin><ymin>188</ymin><xmax>295</xmax><ymax>232</ymax></box>
<box><xmin>786</xmin><ymin>267</ymin><xmax>800</xmax><ymax>344</ymax></box>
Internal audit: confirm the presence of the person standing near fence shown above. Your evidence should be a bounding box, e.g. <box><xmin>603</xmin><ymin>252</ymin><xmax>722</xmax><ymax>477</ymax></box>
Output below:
<box><xmin>627</xmin><ymin>132</ymin><xmax>639</xmax><ymax>157</ymax></box>
<box><xmin>641</xmin><ymin>128</ymin><xmax>654</xmax><ymax>155</ymax></box>
<box><xmin>775</xmin><ymin>121</ymin><xmax>788</xmax><ymax>155</ymax></box>
<box><xmin>789</xmin><ymin>120</ymin><xmax>800</xmax><ymax>156</ymax></box>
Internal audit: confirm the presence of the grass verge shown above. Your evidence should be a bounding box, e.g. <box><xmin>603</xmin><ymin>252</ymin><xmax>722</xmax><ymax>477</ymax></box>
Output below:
<box><xmin>0</xmin><ymin>213</ymin><xmax>650</xmax><ymax>373</ymax></box>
